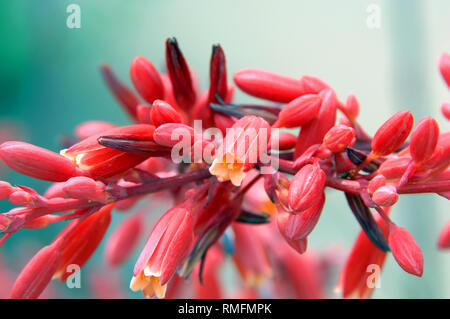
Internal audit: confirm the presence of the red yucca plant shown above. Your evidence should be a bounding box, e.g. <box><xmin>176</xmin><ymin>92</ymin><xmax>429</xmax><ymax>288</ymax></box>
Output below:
<box><xmin>0</xmin><ymin>37</ymin><xmax>449</xmax><ymax>299</ymax></box>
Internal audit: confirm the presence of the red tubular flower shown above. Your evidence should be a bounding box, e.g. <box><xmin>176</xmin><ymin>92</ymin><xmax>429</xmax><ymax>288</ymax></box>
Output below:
<box><xmin>130</xmin><ymin>56</ymin><xmax>164</xmax><ymax>104</ymax></box>
<box><xmin>409</xmin><ymin>116</ymin><xmax>439</xmax><ymax>163</ymax></box>
<box><xmin>371</xmin><ymin>185</ymin><xmax>398</xmax><ymax>207</ymax></box>
<box><xmin>150</xmin><ymin>100</ymin><xmax>184</xmax><ymax>127</ymax></box>
<box><xmin>10</xmin><ymin>237</ymin><xmax>63</xmax><ymax>299</ymax></box>
<box><xmin>0</xmin><ymin>141</ymin><xmax>79</xmax><ymax>182</ymax></box>
<box><xmin>54</xmin><ymin>204</ymin><xmax>113</xmax><ymax>281</ymax></box>
<box><xmin>438</xmin><ymin>53</ymin><xmax>450</xmax><ymax>88</ymax></box>
<box><xmin>276</xmin><ymin>212</ymin><xmax>308</xmax><ymax>254</ymax></box>
<box><xmin>336</xmin><ymin>212</ymin><xmax>389</xmax><ymax>298</ymax></box>
<box><xmin>288</xmin><ymin>163</ymin><xmax>326</xmax><ymax>213</ymax></box>
<box><xmin>209</xmin><ymin>115</ymin><xmax>271</xmax><ymax>186</ymax></box>
<box><xmin>438</xmin><ymin>220</ymin><xmax>450</xmax><ymax>249</ymax></box>
<box><xmin>294</xmin><ymin>89</ymin><xmax>338</xmax><ymax>158</ymax></box>
<box><xmin>232</xmin><ymin>223</ymin><xmax>272</xmax><ymax>286</ymax></box>
<box><xmin>371</xmin><ymin>110</ymin><xmax>414</xmax><ymax>157</ymax></box>
<box><xmin>233</xmin><ymin>68</ymin><xmax>304</xmax><ymax>103</ymax></box>
<box><xmin>272</xmin><ymin>94</ymin><xmax>322</xmax><ymax>128</ymax></box>
<box><xmin>441</xmin><ymin>102</ymin><xmax>450</xmax><ymax>120</ymax></box>
<box><xmin>62</xmin><ymin>124</ymin><xmax>156</xmax><ymax>178</ymax></box>
<box><xmin>131</xmin><ymin>207</ymin><xmax>194</xmax><ymax>298</ymax></box>
<box><xmin>75</xmin><ymin>121</ymin><xmax>117</xmax><ymax>140</ymax></box>
<box><xmin>105</xmin><ymin>212</ymin><xmax>143</xmax><ymax>267</ymax></box>
<box><xmin>322</xmin><ymin>124</ymin><xmax>356</xmax><ymax>153</ymax></box>
<box><xmin>165</xmin><ymin>37</ymin><xmax>197</xmax><ymax>110</ymax></box>
<box><xmin>153</xmin><ymin>123</ymin><xmax>195</xmax><ymax>147</ymax></box>
<box><xmin>62</xmin><ymin>177</ymin><xmax>109</xmax><ymax>203</ymax></box>
<box><xmin>388</xmin><ymin>223</ymin><xmax>423</xmax><ymax>277</ymax></box>
<box><xmin>100</xmin><ymin>63</ymin><xmax>140</xmax><ymax>120</ymax></box>
<box><xmin>284</xmin><ymin>192</ymin><xmax>325</xmax><ymax>240</ymax></box>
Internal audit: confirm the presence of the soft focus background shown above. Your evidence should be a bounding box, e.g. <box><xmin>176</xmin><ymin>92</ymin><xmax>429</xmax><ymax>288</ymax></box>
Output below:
<box><xmin>0</xmin><ymin>0</ymin><xmax>449</xmax><ymax>298</ymax></box>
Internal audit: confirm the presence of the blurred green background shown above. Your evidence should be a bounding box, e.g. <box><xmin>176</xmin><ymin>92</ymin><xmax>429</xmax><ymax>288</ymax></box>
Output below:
<box><xmin>0</xmin><ymin>0</ymin><xmax>449</xmax><ymax>298</ymax></box>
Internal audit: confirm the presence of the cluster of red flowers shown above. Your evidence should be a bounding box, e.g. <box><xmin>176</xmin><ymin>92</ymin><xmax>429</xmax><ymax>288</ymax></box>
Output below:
<box><xmin>0</xmin><ymin>38</ymin><xmax>449</xmax><ymax>299</ymax></box>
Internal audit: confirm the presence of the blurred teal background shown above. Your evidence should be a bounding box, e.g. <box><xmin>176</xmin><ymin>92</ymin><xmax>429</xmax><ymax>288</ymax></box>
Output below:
<box><xmin>0</xmin><ymin>0</ymin><xmax>449</xmax><ymax>298</ymax></box>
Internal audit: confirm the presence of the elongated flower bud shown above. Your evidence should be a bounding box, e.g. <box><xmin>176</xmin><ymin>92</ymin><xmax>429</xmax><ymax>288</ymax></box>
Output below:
<box><xmin>322</xmin><ymin>125</ymin><xmax>356</xmax><ymax>153</ymax></box>
<box><xmin>284</xmin><ymin>192</ymin><xmax>325</xmax><ymax>240</ymax></box>
<box><xmin>131</xmin><ymin>207</ymin><xmax>193</xmax><ymax>298</ymax></box>
<box><xmin>10</xmin><ymin>238</ymin><xmax>63</xmax><ymax>299</ymax></box>
<box><xmin>371</xmin><ymin>110</ymin><xmax>413</xmax><ymax>156</ymax></box>
<box><xmin>165</xmin><ymin>37</ymin><xmax>196</xmax><ymax>110</ymax></box>
<box><xmin>100</xmin><ymin>64</ymin><xmax>140</xmax><ymax>120</ymax></box>
<box><xmin>62</xmin><ymin>177</ymin><xmax>109</xmax><ymax>203</ymax></box>
<box><xmin>62</xmin><ymin>124</ymin><xmax>155</xmax><ymax>178</ymax></box>
<box><xmin>439</xmin><ymin>53</ymin><xmax>450</xmax><ymax>88</ymax></box>
<box><xmin>389</xmin><ymin>224</ymin><xmax>423</xmax><ymax>277</ymax></box>
<box><xmin>233</xmin><ymin>69</ymin><xmax>304</xmax><ymax>103</ymax></box>
<box><xmin>438</xmin><ymin>221</ymin><xmax>450</xmax><ymax>249</ymax></box>
<box><xmin>272</xmin><ymin>94</ymin><xmax>321</xmax><ymax>128</ymax></box>
<box><xmin>75</xmin><ymin>121</ymin><xmax>116</xmax><ymax>140</ymax></box>
<box><xmin>441</xmin><ymin>102</ymin><xmax>450</xmax><ymax>120</ymax></box>
<box><xmin>409</xmin><ymin>117</ymin><xmax>439</xmax><ymax>163</ymax></box>
<box><xmin>289</xmin><ymin>163</ymin><xmax>326</xmax><ymax>213</ymax></box>
<box><xmin>105</xmin><ymin>213</ymin><xmax>143</xmax><ymax>267</ymax></box>
<box><xmin>150</xmin><ymin>100</ymin><xmax>183</xmax><ymax>127</ymax></box>
<box><xmin>294</xmin><ymin>89</ymin><xmax>337</xmax><ymax>158</ymax></box>
<box><xmin>209</xmin><ymin>115</ymin><xmax>271</xmax><ymax>186</ymax></box>
<box><xmin>269</xmin><ymin>132</ymin><xmax>297</xmax><ymax>150</ymax></box>
<box><xmin>0</xmin><ymin>141</ymin><xmax>78</xmax><ymax>182</ymax></box>
<box><xmin>130</xmin><ymin>56</ymin><xmax>164</xmax><ymax>104</ymax></box>
<box><xmin>371</xmin><ymin>185</ymin><xmax>398</xmax><ymax>207</ymax></box>
<box><xmin>54</xmin><ymin>204</ymin><xmax>113</xmax><ymax>281</ymax></box>
<box><xmin>368</xmin><ymin>175</ymin><xmax>386</xmax><ymax>195</ymax></box>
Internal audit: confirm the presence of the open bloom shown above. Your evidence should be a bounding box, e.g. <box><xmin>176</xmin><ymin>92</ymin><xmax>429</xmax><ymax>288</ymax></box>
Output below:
<box><xmin>130</xmin><ymin>207</ymin><xmax>194</xmax><ymax>298</ymax></box>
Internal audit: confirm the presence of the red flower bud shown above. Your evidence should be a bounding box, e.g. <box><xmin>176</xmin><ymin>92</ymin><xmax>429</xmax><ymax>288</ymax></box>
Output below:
<box><xmin>389</xmin><ymin>224</ymin><xmax>423</xmax><ymax>277</ymax></box>
<box><xmin>289</xmin><ymin>163</ymin><xmax>326</xmax><ymax>213</ymax></box>
<box><xmin>165</xmin><ymin>37</ymin><xmax>196</xmax><ymax>110</ymax></box>
<box><xmin>441</xmin><ymin>102</ymin><xmax>450</xmax><ymax>120</ymax></box>
<box><xmin>150</xmin><ymin>100</ymin><xmax>183</xmax><ymax>127</ymax></box>
<box><xmin>409</xmin><ymin>116</ymin><xmax>439</xmax><ymax>163</ymax></box>
<box><xmin>10</xmin><ymin>238</ymin><xmax>63</xmax><ymax>299</ymax></box>
<box><xmin>284</xmin><ymin>192</ymin><xmax>325</xmax><ymax>240</ymax></box>
<box><xmin>272</xmin><ymin>94</ymin><xmax>322</xmax><ymax>128</ymax></box>
<box><xmin>130</xmin><ymin>56</ymin><xmax>164</xmax><ymax>104</ymax></box>
<box><xmin>62</xmin><ymin>177</ymin><xmax>109</xmax><ymax>203</ymax></box>
<box><xmin>62</xmin><ymin>124</ymin><xmax>155</xmax><ymax>178</ymax></box>
<box><xmin>0</xmin><ymin>141</ymin><xmax>78</xmax><ymax>182</ymax></box>
<box><xmin>75</xmin><ymin>121</ymin><xmax>116</xmax><ymax>140</ymax></box>
<box><xmin>208</xmin><ymin>44</ymin><xmax>228</xmax><ymax>105</ymax></box>
<box><xmin>269</xmin><ymin>132</ymin><xmax>297</xmax><ymax>151</ymax></box>
<box><xmin>54</xmin><ymin>204</ymin><xmax>113</xmax><ymax>281</ymax></box>
<box><xmin>371</xmin><ymin>185</ymin><xmax>398</xmax><ymax>207</ymax></box>
<box><xmin>438</xmin><ymin>221</ymin><xmax>450</xmax><ymax>249</ymax></box>
<box><xmin>372</xmin><ymin>110</ymin><xmax>413</xmax><ymax>156</ymax></box>
<box><xmin>100</xmin><ymin>63</ymin><xmax>140</xmax><ymax>120</ymax></box>
<box><xmin>294</xmin><ymin>89</ymin><xmax>337</xmax><ymax>158</ymax></box>
<box><xmin>233</xmin><ymin>69</ymin><xmax>304</xmax><ymax>103</ymax></box>
<box><xmin>368</xmin><ymin>175</ymin><xmax>386</xmax><ymax>195</ymax></box>
<box><xmin>322</xmin><ymin>124</ymin><xmax>356</xmax><ymax>153</ymax></box>
<box><xmin>105</xmin><ymin>213</ymin><xmax>143</xmax><ymax>267</ymax></box>
<box><xmin>438</xmin><ymin>53</ymin><xmax>450</xmax><ymax>88</ymax></box>
<box><xmin>277</xmin><ymin>212</ymin><xmax>308</xmax><ymax>254</ymax></box>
